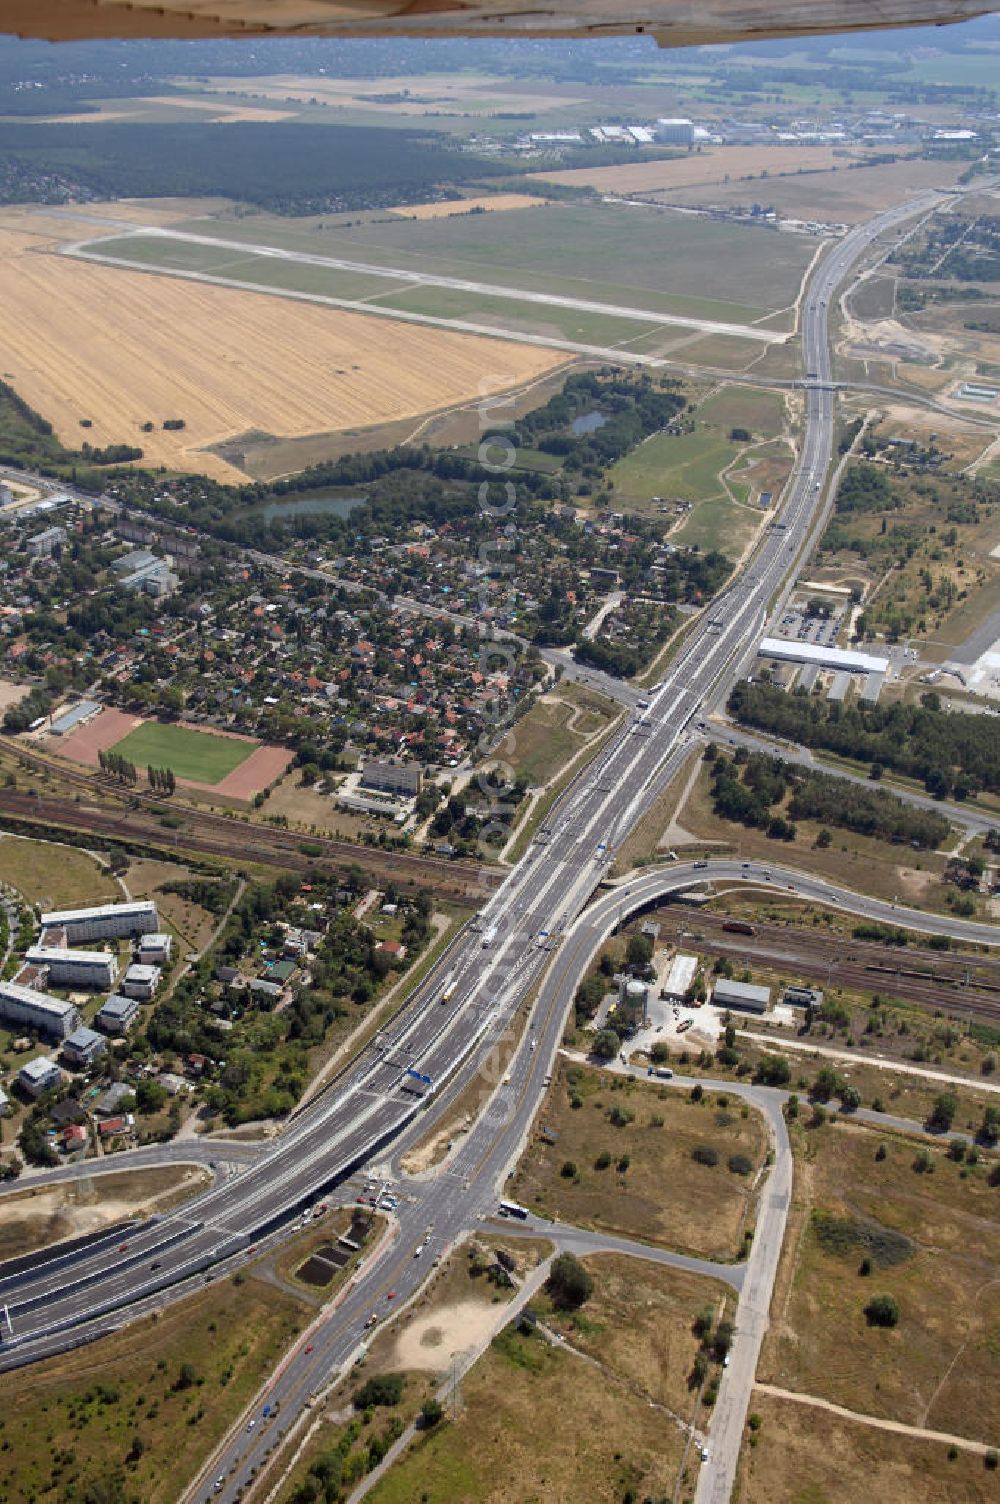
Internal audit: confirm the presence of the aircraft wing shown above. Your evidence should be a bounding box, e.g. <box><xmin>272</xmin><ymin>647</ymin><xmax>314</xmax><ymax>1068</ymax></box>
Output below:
<box><xmin>0</xmin><ymin>0</ymin><xmax>992</xmax><ymax>45</ymax></box>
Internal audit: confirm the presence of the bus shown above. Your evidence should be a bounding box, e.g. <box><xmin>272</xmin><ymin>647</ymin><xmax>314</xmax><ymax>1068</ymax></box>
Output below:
<box><xmin>498</xmin><ymin>1200</ymin><xmax>529</xmax><ymax>1221</ymax></box>
<box><xmin>481</xmin><ymin>924</ymin><xmax>497</xmax><ymax>949</ymax></box>
<box><xmin>440</xmin><ymin>972</ymin><xmax>457</xmax><ymax>1004</ymax></box>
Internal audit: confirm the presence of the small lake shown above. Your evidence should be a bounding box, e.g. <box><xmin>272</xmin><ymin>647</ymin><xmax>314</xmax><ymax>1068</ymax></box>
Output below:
<box><xmin>253</xmin><ymin>490</ymin><xmax>365</xmax><ymax>523</ymax></box>
<box><xmin>571</xmin><ymin>410</ymin><xmax>609</xmax><ymax>436</ymax></box>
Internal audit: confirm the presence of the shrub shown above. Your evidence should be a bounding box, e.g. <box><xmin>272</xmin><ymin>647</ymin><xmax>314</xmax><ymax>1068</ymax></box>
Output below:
<box><xmin>594</xmin><ymin>1151</ymin><xmax>612</xmax><ymax>1170</ymax></box>
<box><xmin>420</xmin><ymin>1398</ymin><xmax>443</xmax><ymax>1428</ymax></box>
<box><xmin>560</xmin><ymin>1160</ymin><xmax>577</xmax><ymax>1179</ymax></box>
<box><xmin>353</xmin><ymin>1375</ymin><xmax>404</xmax><ymax>1410</ymax></box>
<box><xmin>864</xmin><ymin>1294</ymin><xmax>900</xmax><ymax>1328</ymax></box>
<box><xmin>608</xmin><ymin>1104</ymin><xmax>634</xmax><ymax>1128</ymax></box>
<box><xmin>728</xmin><ymin>1153</ymin><xmax>753</xmax><ymax>1176</ymax></box>
<box><xmin>692</xmin><ymin>1144</ymin><xmax>719</xmax><ymax>1167</ymax></box>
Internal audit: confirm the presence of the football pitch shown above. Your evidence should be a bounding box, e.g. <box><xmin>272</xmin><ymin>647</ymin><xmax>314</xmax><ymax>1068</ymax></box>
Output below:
<box><xmin>110</xmin><ymin>722</ymin><xmax>256</xmax><ymax>785</ymax></box>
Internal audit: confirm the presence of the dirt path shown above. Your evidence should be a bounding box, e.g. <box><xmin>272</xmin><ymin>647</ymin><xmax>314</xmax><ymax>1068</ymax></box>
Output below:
<box><xmin>737</xmin><ymin>1029</ymin><xmax>1000</xmax><ymax>1097</ymax></box>
<box><xmin>753</xmin><ymin>1382</ymin><xmax>995</xmax><ymax>1455</ymax></box>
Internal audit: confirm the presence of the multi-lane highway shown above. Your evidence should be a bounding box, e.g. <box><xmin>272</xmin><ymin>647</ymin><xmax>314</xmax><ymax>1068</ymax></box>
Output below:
<box><xmin>0</xmin><ymin>185</ymin><xmax>988</xmax><ymax>1500</ymax></box>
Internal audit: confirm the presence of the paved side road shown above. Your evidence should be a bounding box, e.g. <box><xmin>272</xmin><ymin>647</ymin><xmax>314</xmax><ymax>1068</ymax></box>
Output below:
<box><xmin>480</xmin><ymin>1216</ymin><xmax>746</xmax><ymax>1291</ymax></box>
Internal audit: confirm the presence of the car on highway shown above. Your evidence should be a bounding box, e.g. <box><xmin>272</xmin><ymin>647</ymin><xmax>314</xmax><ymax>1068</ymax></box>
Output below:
<box><xmin>214</xmin><ymin>1476</ymin><xmax>225</xmax><ymax>1493</ymax></box>
<box><xmin>387</xmin><ymin>1289</ymin><xmax>397</xmax><ymax>1300</ymax></box>
<box><xmin>246</xmin><ymin>1420</ymin><xmax>256</xmax><ymax>1432</ymax></box>
<box><xmin>365</xmin><ymin>1313</ymin><xmax>378</xmax><ymax>1328</ymax></box>
<box><xmin>700</xmin><ymin>1447</ymin><xmax>710</xmax><ymax>1463</ymax></box>
<box><xmin>303</xmin><ymin>1344</ymin><xmax>314</xmax><ymax>1354</ymax></box>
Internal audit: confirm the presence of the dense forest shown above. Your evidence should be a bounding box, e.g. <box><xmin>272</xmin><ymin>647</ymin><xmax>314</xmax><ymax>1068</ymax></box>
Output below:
<box><xmin>707</xmin><ymin>746</ymin><xmax>951</xmax><ymax>849</ymax></box>
<box><xmin>0</xmin><ymin>122</ymin><xmax>516</xmax><ymax>212</ymax></box>
<box><xmin>834</xmin><ymin>462</ymin><xmax>898</xmax><ymax>516</ymax></box>
<box><xmin>729</xmin><ymin>681</ymin><xmax>1000</xmax><ymax>799</ymax></box>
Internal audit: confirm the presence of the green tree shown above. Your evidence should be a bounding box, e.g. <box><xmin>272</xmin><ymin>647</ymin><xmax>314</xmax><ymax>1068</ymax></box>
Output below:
<box><xmin>591</xmin><ymin>1028</ymin><xmax>620</xmax><ymax>1060</ymax></box>
<box><xmin>546</xmin><ymin>1252</ymin><xmax>594</xmax><ymax>1310</ymax></box>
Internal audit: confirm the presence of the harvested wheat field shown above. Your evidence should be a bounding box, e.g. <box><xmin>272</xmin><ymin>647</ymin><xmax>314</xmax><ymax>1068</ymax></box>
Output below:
<box><xmin>0</xmin><ymin>229</ymin><xmax>566</xmax><ymax>481</ymax></box>
<box><xmin>530</xmin><ymin>145</ymin><xmax>873</xmax><ymax>196</ymax></box>
<box><xmin>390</xmin><ymin>194</ymin><xmax>550</xmax><ymax>219</ymax></box>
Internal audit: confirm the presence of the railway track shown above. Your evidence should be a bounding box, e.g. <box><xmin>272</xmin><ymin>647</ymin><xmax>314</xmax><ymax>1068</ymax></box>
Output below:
<box><xmin>0</xmin><ymin>769</ymin><xmax>500</xmax><ymax>902</ymax></box>
<box><xmin>651</xmin><ymin>906</ymin><xmax>1000</xmax><ymax>1026</ymax></box>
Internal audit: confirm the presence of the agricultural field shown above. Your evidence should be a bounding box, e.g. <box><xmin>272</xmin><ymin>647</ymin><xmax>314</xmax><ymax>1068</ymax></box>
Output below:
<box><xmin>389</xmin><ymin>194</ymin><xmax>550</xmax><ymax>218</ymax></box>
<box><xmin>0</xmin><ymin>833</ymin><xmax>118</xmax><ymax>908</ymax></box>
<box><xmin>509</xmin><ymin>1061</ymin><xmax>766</xmax><ymax>1260</ymax></box>
<box><xmin>668</xmin><ymin>156</ymin><xmax>965</xmax><ymax>225</ymax></box>
<box><xmin>761</xmin><ymin>1117</ymin><xmax>1000</xmax><ymax>1444</ymax></box>
<box><xmin>0</xmin><ymin>1271</ymin><xmax>308</xmax><ymax>1504</ymax></box>
<box><xmin>0</xmin><ymin>225</ymin><xmax>565</xmax><ymax>482</ymax></box>
<box><xmin>528</xmin><ymin>144</ymin><xmax>876</xmax><ymax>197</ymax></box>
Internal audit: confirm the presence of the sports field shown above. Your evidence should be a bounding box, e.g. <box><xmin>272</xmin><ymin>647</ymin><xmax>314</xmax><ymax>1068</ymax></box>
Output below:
<box><xmin>110</xmin><ymin>722</ymin><xmax>255</xmax><ymax>785</ymax></box>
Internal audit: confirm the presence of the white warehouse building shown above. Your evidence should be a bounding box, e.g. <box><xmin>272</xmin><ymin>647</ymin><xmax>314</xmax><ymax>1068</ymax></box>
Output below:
<box><xmin>25</xmin><ymin>946</ymin><xmax>118</xmax><ymax>990</ymax></box>
<box><xmin>40</xmin><ymin>900</ymin><xmax>158</xmax><ymax>944</ymax></box>
<box><xmin>661</xmin><ymin>952</ymin><xmax>699</xmax><ymax>1002</ymax></box>
<box><xmin>757</xmin><ymin>638</ymin><xmax>889</xmax><ymax>675</ymax></box>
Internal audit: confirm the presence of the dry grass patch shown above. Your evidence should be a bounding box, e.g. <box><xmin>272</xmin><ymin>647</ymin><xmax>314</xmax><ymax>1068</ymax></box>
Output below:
<box><xmin>495</xmin><ymin>686</ymin><xmax>617</xmax><ymax>789</ymax></box>
<box><xmin>123</xmin><ymin>857</ymin><xmax>230</xmax><ymax>954</ymax></box>
<box><xmin>670</xmin><ymin>156</ymin><xmax>965</xmax><ymax>224</ymax></box>
<box><xmin>0</xmin><ymin>228</ymin><xmax>566</xmax><ymax>482</ymax></box>
<box><xmin>365</xmin><ymin>1320</ymin><xmax>685</xmax><ymax>1504</ymax></box>
<box><xmin>0</xmin><ymin>832</ymin><xmax>118</xmax><ymax>908</ymax></box>
<box><xmin>0</xmin><ymin>1165</ymin><xmax>211</xmax><ymax>1263</ymax></box>
<box><xmin>542</xmin><ymin>1252</ymin><xmax>733</xmax><ymax>1419</ymax></box>
<box><xmin>510</xmin><ymin>1061</ymin><xmax>767</xmax><ymax>1260</ymax></box>
<box><xmin>677</xmin><ymin>759</ymin><xmax>953</xmax><ymax>911</ymax></box>
<box><xmin>0</xmin><ymin>1272</ymin><xmax>308</xmax><ymax>1504</ymax></box>
<box><xmin>737</xmin><ymin>1390</ymin><xmax>997</xmax><ymax>1503</ymax></box>
<box><xmin>762</xmin><ymin>1117</ymin><xmax>1000</xmax><ymax>1443</ymax></box>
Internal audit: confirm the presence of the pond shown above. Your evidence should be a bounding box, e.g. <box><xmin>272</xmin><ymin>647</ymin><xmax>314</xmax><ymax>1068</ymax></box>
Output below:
<box><xmin>571</xmin><ymin>410</ymin><xmax>609</xmax><ymax>436</ymax></box>
<box><xmin>252</xmin><ymin>490</ymin><xmax>365</xmax><ymax>523</ymax></box>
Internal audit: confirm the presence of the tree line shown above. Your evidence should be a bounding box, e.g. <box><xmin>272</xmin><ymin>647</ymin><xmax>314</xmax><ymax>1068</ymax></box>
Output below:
<box><xmin>729</xmin><ymin>681</ymin><xmax>999</xmax><ymax>800</ymax></box>
<box><xmin>706</xmin><ymin>744</ymin><xmax>951</xmax><ymax>849</ymax></box>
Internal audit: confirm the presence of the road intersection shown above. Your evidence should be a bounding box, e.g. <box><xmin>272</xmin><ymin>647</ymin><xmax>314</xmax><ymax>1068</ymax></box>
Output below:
<box><xmin>2</xmin><ymin>183</ymin><xmax>997</xmax><ymax>1502</ymax></box>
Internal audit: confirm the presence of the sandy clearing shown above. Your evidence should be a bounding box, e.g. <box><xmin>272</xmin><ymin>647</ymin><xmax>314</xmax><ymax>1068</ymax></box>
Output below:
<box><xmin>0</xmin><ymin>228</ymin><xmax>565</xmax><ymax>482</ymax></box>
<box><xmin>213</xmin><ymin>742</ymin><xmax>295</xmax><ymax>800</ymax></box>
<box><xmin>530</xmin><ymin>145</ymin><xmax>874</xmax><ymax>196</ymax></box>
<box><xmin>0</xmin><ymin>679</ymin><xmax>30</xmax><ymax>712</ymax></box>
<box><xmin>2</xmin><ymin>1166</ymin><xmax>211</xmax><ymax>1246</ymax></box>
<box><xmin>391</xmin><ymin>1298</ymin><xmax>503</xmax><ymax>1373</ymax></box>
<box><xmin>58</xmin><ymin>706</ymin><xmax>143</xmax><ymax>765</ymax></box>
<box><xmin>389</xmin><ymin>194</ymin><xmax>550</xmax><ymax>219</ymax></box>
